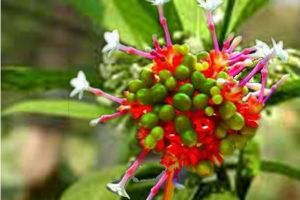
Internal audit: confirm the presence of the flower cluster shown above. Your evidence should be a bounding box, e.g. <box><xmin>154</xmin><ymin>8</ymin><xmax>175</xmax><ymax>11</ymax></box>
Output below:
<box><xmin>70</xmin><ymin>0</ymin><xmax>289</xmax><ymax>199</ymax></box>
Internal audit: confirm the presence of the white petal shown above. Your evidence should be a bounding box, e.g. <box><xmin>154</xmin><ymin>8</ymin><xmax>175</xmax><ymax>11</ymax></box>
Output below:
<box><xmin>70</xmin><ymin>88</ymin><xmax>79</xmax><ymax>98</ymax></box>
<box><xmin>89</xmin><ymin>118</ymin><xmax>100</xmax><ymax>126</ymax></box>
<box><xmin>107</xmin><ymin>183</ymin><xmax>130</xmax><ymax>199</ymax></box>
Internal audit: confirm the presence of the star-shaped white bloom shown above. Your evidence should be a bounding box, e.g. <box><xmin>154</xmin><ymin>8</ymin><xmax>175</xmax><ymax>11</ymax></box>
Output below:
<box><xmin>272</xmin><ymin>38</ymin><xmax>289</xmax><ymax>62</ymax></box>
<box><xmin>253</xmin><ymin>40</ymin><xmax>273</xmax><ymax>58</ymax></box>
<box><xmin>102</xmin><ymin>30</ymin><xmax>120</xmax><ymax>56</ymax></box>
<box><xmin>197</xmin><ymin>0</ymin><xmax>223</xmax><ymax>11</ymax></box>
<box><xmin>147</xmin><ymin>0</ymin><xmax>170</xmax><ymax>5</ymax></box>
<box><xmin>107</xmin><ymin>182</ymin><xmax>130</xmax><ymax>199</ymax></box>
<box><xmin>70</xmin><ymin>71</ymin><xmax>90</xmax><ymax>99</ymax></box>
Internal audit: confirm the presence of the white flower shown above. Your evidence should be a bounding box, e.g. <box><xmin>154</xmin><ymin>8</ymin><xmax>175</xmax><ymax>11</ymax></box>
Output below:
<box><xmin>147</xmin><ymin>0</ymin><xmax>170</xmax><ymax>5</ymax></box>
<box><xmin>197</xmin><ymin>0</ymin><xmax>223</xmax><ymax>11</ymax></box>
<box><xmin>102</xmin><ymin>30</ymin><xmax>120</xmax><ymax>56</ymax></box>
<box><xmin>107</xmin><ymin>182</ymin><xmax>130</xmax><ymax>199</ymax></box>
<box><xmin>272</xmin><ymin>38</ymin><xmax>289</xmax><ymax>62</ymax></box>
<box><xmin>253</xmin><ymin>40</ymin><xmax>273</xmax><ymax>58</ymax></box>
<box><xmin>70</xmin><ymin>71</ymin><xmax>90</xmax><ymax>99</ymax></box>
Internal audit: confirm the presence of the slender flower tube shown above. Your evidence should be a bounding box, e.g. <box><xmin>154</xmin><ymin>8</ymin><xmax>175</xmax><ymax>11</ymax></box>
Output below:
<box><xmin>146</xmin><ymin>171</ymin><xmax>168</xmax><ymax>200</ymax></box>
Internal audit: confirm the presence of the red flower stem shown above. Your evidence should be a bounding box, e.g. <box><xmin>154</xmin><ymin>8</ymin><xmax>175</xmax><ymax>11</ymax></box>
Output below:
<box><xmin>97</xmin><ymin>111</ymin><xmax>127</xmax><ymax>123</ymax></box>
<box><xmin>206</xmin><ymin>11</ymin><xmax>220</xmax><ymax>52</ymax></box>
<box><xmin>158</xmin><ymin>5</ymin><xmax>172</xmax><ymax>48</ymax></box>
<box><xmin>119</xmin><ymin>45</ymin><xmax>155</xmax><ymax>59</ymax></box>
<box><xmin>163</xmin><ymin>170</ymin><xmax>175</xmax><ymax>200</ymax></box>
<box><xmin>89</xmin><ymin>87</ymin><xmax>125</xmax><ymax>104</ymax></box>
<box><xmin>119</xmin><ymin>149</ymin><xmax>149</xmax><ymax>187</ymax></box>
<box><xmin>146</xmin><ymin>170</ymin><xmax>168</xmax><ymax>200</ymax></box>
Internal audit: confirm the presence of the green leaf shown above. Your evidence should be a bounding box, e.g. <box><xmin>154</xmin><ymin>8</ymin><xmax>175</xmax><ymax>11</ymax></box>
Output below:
<box><xmin>227</xmin><ymin>0</ymin><xmax>270</xmax><ymax>34</ymax></box>
<box><xmin>2</xmin><ymin>100</ymin><xmax>112</xmax><ymax>120</ymax></box>
<box><xmin>61</xmin><ymin>166</ymin><xmax>124</xmax><ymax>200</ymax></box>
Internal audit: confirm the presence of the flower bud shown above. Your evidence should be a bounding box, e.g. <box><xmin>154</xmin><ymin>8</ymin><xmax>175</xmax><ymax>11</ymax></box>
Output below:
<box><xmin>125</xmin><ymin>92</ymin><xmax>135</xmax><ymax>102</ymax></box>
<box><xmin>204</xmin><ymin>106</ymin><xmax>214</xmax><ymax>116</ymax></box>
<box><xmin>219</xmin><ymin>102</ymin><xmax>236</xmax><ymax>120</ymax></box>
<box><xmin>158</xmin><ymin>105</ymin><xmax>175</xmax><ymax>122</ymax></box>
<box><xmin>181</xmin><ymin>129</ymin><xmax>198</xmax><ymax>146</ymax></box>
<box><xmin>200</xmin><ymin>78</ymin><xmax>216</xmax><ymax>94</ymax></box>
<box><xmin>217</xmin><ymin>71</ymin><xmax>229</xmax><ymax>79</ymax></box>
<box><xmin>173</xmin><ymin>93</ymin><xmax>192</xmax><ymax>111</ymax></box>
<box><xmin>182</xmin><ymin>54</ymin><xmax>196</xmax><ymax>69</ymax></box>
<box><xmin>175</xmin><ymin>65</ymin><xmax>190</xmax><ymax>80</ymax></box>
<box><xmin>173</xmin><ymin>44</ymin><xmax>189</xmax><ymax>55</ymax></box>
<box><xmin>175</xmin><ymin>115</ymin><xmax>192</xmax><ymax>133</ymax></box>
<box><xmin>196</xmin><ymin>51</ymin><xmax>209</xmax><ymax>60</ymax></box>
<box><xmin>193</xmin><ymin>94</ymin><xmax>208</xmax><ymax>109</ymax></box>
<box><xmin>196</xmin><ymin>161</ymin><xmax>214</xmax><ymax>177</ymax></box>
<box><xmin>140</xmin><ymin>69</ymin><xmax>154</xmax><ymax>87</ymax></box>
<box><xmin>226</xmin><ymin>112</ymin><xmax>245</xmax><ymax>131</ymax></box>
<box><xmin>178</xmin><ymin>83</ymin><xmax>194</xmax><ymax>96</ymax></box>
<box><xmin>210</xmin><ymin>86</ymin><xmax>220</xmax><ymax>96</ymax></box>
<box><xmin>140</xmin><ymin>112</ymin><xmax>158</xmax><ymax>129</ymax></box>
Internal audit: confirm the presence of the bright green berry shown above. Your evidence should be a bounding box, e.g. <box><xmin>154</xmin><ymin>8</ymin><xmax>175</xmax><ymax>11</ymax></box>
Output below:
<box><xmin>217</xmin><ymin>71</ymin><xmax>229</xmax><ymax>79</ymax></box>
<box><xmin>219</xmin><ymin>102</ymin><xmax>236</xmax><ymax>120</ymax></box>
<box><xmin>128</xmin><ymin>80</ymin><xmax>145</xmax><ymax>93</ymax></box>
<box><xmin>165</xmin><ymin>77</ymin><xmax>177</xmax><ymax>91</ymax></box>
<box><xmin>199</xmin><ymin>78</ymin><xmax>216</xmax><ymax>94</ymax></box>
<box><xmin>182</xmin><ymin>54</ymin><xmax>196</xmax><ymax>69</ymax></box>
<box><xmin>151</xmin><ymin>84</ymin><xmax>167</xmax><ymax>103</ymax></box>
<box><xmin>210</xmin><ymin>86</ymin><xmax>220</xmax><ymax>96</ymax></box>
<box><xmin>220</xmin><ymin>139</ymin><xmax>235</xmax><ymax>156</ymax></box>
<box><xmin>140</xmin><ymin>113</ymin><xmax>158</xmax><ymax>129</ymax></box>
<box><xmin>178</xmin><ymin>83</ymin><xmax>194</xmax><ymax>96</ymax></box>
<box><xmin>144</xmin><ymin>134</ymin><xmax>157</xmax><ymax>149</ymax></box>
<box><xmin>140</xmin><ymin>69</ymin><xmax>154</xmax><ymax>87</ymax></box>
<box><xmin>126</xmin><ymin>92</ymin><xmax>135</xmax><ymax>102</ymax></box>
<box><xmin>191</xmin><ymin>71</ymin><xmax>205</xmax><ymax>90</ymax></box>
<box><xmin>196</xmin><ymin>161</ymin><xmax>214</xmax><ymax>177</ymax></box>
<box><xmin>193</xmin><ymin>94</ymin><xmax>208</xmax><ymax>109</ymax></box>
<box><xmin>212</xmin><ymin>94</ymin><xmax>223</xmax><ymax>105</ymax></box>
<box><xmin>159</xmin><ymin>70</ymin><xmax>172</xmax><ymax>82</ymax></box>
<box><xmin>175</xmin><ymin>115</ymin><xmax>192</xmax><ymax>133</ymax></box>
<box><xmin>175</xmin><ymin>65</ymin><xmax>190</xmax><ymax>80</ymax></box>
<box><xmin>158</xmin><ymin>105</ymin><xmax>175</xmax><ymax>122</ymax></box>
<box><xmin>181</xmin><ymin>130</ymin><xmax>198</xmax><ymax>146</ymax></box>
<box><xmin>136</xmin><ymin>88</ymin><xmax>152</xmax><ymax>104</ymax></box>
<box><xmin>150</xmin><ymin>126</ymin><xmax>164</xmax><ymax>140</ymax></box>
<box><xmin>173</xmin><ymin>93</ymin><xmax>192</xmax><ymax>111</ymax></box>
<box><xmin>204</xmin><ymin>106</ymin><xmax>214</xmax><ymax>116</ymax></box>
<box><xmin>196</xmin><ymin>51</ymin><xmax>209</xmax><ymax>60</ymax></box>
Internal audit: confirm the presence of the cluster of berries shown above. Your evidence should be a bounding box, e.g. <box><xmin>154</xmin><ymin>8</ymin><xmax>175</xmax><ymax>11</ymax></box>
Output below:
<box><xmin>69</xmin><ymin>0</ymin><xmax>289</xmax><ymax>199</ymax></box>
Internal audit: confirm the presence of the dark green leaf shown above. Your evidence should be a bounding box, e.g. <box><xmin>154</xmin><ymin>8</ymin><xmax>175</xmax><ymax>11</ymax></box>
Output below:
<box><xmin>2</xmin><ymin>99</ymin><xmax>112</xmax><ymax>120</ymax></box>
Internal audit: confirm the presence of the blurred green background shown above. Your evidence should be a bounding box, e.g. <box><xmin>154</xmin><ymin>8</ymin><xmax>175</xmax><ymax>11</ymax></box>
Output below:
<box><xmin>1</xmin><ymin>0</ymin><xmax>300</xmax><ymax>200</ymax></box>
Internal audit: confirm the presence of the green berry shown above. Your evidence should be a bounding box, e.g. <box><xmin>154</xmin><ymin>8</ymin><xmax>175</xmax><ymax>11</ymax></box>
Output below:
<box><xmin>226</xmin><ymin>112</ymin><xmax>245</xmax><ymax>131</ymax></box>
<box><xmin>200</xmin><ymin>78</ymin><xmax>216</xmax><ymax>94</ymax></box>
<box><xmin>178</xmin><ymin>83</ymin><xmax>194</xmax><ymax>96</ymax></box>
<box><xmin>144</xmin><ymin>134</ymin><xmax>157</xmax><ymax>149</ymax></box>
<box><xmin>204</xmin><ymin>106</ymin><xmax>214</xmax><ymax>116</ymax></box>
<box><xmin>140</xmin><ymin>69</ymin><xmax>154</xmax><ymax>87</ymax></box>
<box><xmin>215</xmin><ymin>124</ymin><xmax>228</xmax><ymax>138</ymax></box>
<box><xmin>220</xmin><ymin>139</ymin><xmax>235</xmax><ymax>156</ymax></box>
<box><xmin>193</xmin><ymin>94</ymin><xmax>208</xmax><ymax>109</ymax></box>
<box><xmin>173</xmin><ymin>93</ymin><xmax>192</xmax><ymax>111</ymax></box>
<box><xmin>191</xmin><ymin>71</ymin><xmax>205</xmax><ymax>90</ymax></box>
<box><xmin>151</xmin><ymin>84</ymin><xmax>167</xmax><ymax>103</ymax></box>
<box><xmin>150</xmin><ymin>126</ymin><xmax>164</xmax><ymax>140</ymax></box>
<box><xmin>173</xmin><ymin>44</ymin><xmax>189</xmax><ymax>55</ymax></box>
<box><xmin>129</xmin><ymin>80</ymin><xmax>145</xmax><ymax>93</ymax></box>
<box><xmin>175</xmin><ymin>115</ymin><xmax>192</xmax><ymax>133</ymax></box>
<box><xmin>212</xmin><ymin>94</ymin><xmax>223</xmax><ymax>105</ymax></box>
<box><xmin>158</xmin><ymin>105</ymin><xmax>175</xmax><ymax>122</ymax></box>
<box><xmin>136</xmin><ymin>88</ymin><xmax>153</xmax><ymax>104</ymax></box>
<box><xmin>182</xmin><ymin>54</ymin><xmax>196</xmax><ymax>69</ymax></box>
<box><xmin>181</xmin><ymin>130</ymin><xmax>198</xmax><ymax>146</ymax></box>
<box><xmin>210</xmin><ymin>86</ymin><xmax>220</xmax><ymax>96</ymax></box>
<box><xmin>219</xmin><ymin>102</ymin><xmax>236</xmax><ymax>120</ymax></box>
<box><xmin>159</xmin><ymin>70</ymin><xmax>172</xmax><ymax>82</ymax></box>
<box><xmin>242</xmin><ymin>86</ymin><xmax>249</xmax><ymax>95</ymax></box>
<box><xmin>126</xmin><ymin>92</ymin><xmax>135</xmax><ymax>102</ymax></box>
<box><xmin>196</xmin><ymin>51</ymin><xmax>209</xmax><ymax>60</ymax></box>
<box><xmin>217</xmin><ymin>72</ymin><xmax>229</xmax><ymax>79</ymax></box>
<box><xmin>165</xmin><ymin>77</ymin><xmax>177</xmax><ymax>91</ymax></box>
<box><xmin>153</xmin><ymin>105</ymin><xmax>162</xmax><ymax>114</ymax></box>
<box><xmin>175</xmin><ymin>65</ymin><xmax>190</xmax><ymax>80</ymax></box>
<box><xmin>196</xmin><ymin>161</ymin><xmax>214</xmax><ymax>177</ymax></box>
<box><xmin>140</xmin><ymin>113</ymin><xmax>158</xmax><ymax>129</ymax></box>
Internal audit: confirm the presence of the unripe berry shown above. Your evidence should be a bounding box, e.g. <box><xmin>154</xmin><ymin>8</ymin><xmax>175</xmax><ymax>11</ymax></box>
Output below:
<box><xmin>140</xmin><ymin>112</ymin><xmax>158</xmax><ymax>129</ymax></box>
<box><xmin>200</xmin><ymin>78</ymin><xmax>216</xmax><ymax>94</ymax></box>
<box><xmin>136</xmin><ymin>88</ymin><xmax>153</xmax><ymax>105</ymax></box>
<box><xmin>193</xmin><ymin>94</ymin><xmax>208</xmax><ymax>109</ymax></box>
<box><xmin>181</xmin><ymin>130</ymin><xmax>198</xmax><ymax>146</ymax></box>
<box><xmin>159</xmin><ymin>70</ymin><xmax>172</xmax><ymax>82</ymax></box>
<box><xmin>175</xmin><ymin>65</ymin><xmax>190</xmax><ymax>80</ymax></box>
<box><xmin>150</xmin><ymin>126</ymin><xmax>164</xmax><ymax>140</ymax></box>
<box><xmin>204</xmin><ymin>106</ymin><xmax>214</xmax><ymax>116</ymax></box>
<box><xmin>196</xmin><ymin>51</ymin><xmax>209</xmax><ymax>60</ymax></box>
<box><xmin>140</xmin><ymin>69</ymin><xmax>154</xmax><ymax>87</ymax></box>
<box><xmin>220</xmin><ymin>139</ymin><xmax>235</xmax><ymax>156</ymax></box>
<box><xmin>125</xmin><ymin>92</ymin><xmax>135</xmax><ymax>102</ymax></box>
<box><xmin>175</xmin><ymin>115</ymin><xmax>192</xmax><ymax>133</ymax></box>
<box><xmin>158</xmin><ymin>105</ymin><xmax>175</xmax><ymax>122</ymax></box>
<box><xmin>219</xmin><ymin>102</ymin><xmax>236</xmax><ymax>120</ymax></box>
<box><xmin>144</xmin><ymin>134</ymin><xmax>157</xmax><ymax>149</ymax></box>
<box><xmin>165</xmin><ymin>77</ymin><xmax>177</xmax><ymax>91</ymax></box>
<box><xmin>226</xmin><ymin>112</ymin><xmax>245</xmax><ymax>131</ymax></box>
<box><xmin>151</xmin><ymin>83</ymin><xmax>167</xmax><ymax>103</ymax></box>
<box><xmin>215</xmin><ymin>123</ymin><xmax>228</xmax><ymax>139</ymax></box>
<box><xmin>129</xmin><ymin>80</ymin><xmax>145</xmax><ymax>93</ymax></box>
<box><xmin>191</xmin><ymin>71</ymin><xmax>205</xmax><ymax>90</ymax></box>
<box><xmin>212</xmin><ymin>94</ymin><xmax>223</xmax><ymax>105</ymax></box>
<box><xmin>182</xmin><ymin>54</ymin><xmax>196</xmax><ymax>69</ymax></box>
<box><xmin>173</xmin><ymin>44</ymin><xmax>189</xmax><ymax>55</ymax></box>
<box><xmin>217</xmin><ymin>71</ymin><xmax>229</xmax><ymax>79</ymax></box>
<box><xmin>173</xmin><ymin>93</ymin><xmax>192</xmax><ymax>111</ymax></box>
<box><xmin>210</xmin><ymin>86</ymin><xmax>220</xmax><ymax>96</ymax></box>
<box><xmin>196</xmin><ymin>161</ymin><xmax>214</xmax><ymax>177</ymax></box>
<box><xmin>178</xmin><ymin>83</ymin><xmax>194</xmax><ymax>96</ymax></box>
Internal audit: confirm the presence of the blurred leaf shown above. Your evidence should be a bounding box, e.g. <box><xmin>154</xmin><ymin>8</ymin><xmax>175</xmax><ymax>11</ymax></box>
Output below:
<box><xmin>260</xmin><ymin>160</ymin><xmax>300</xmax><ymax>181</ymax></box>
<box><xmin>61</xmin><ymin>166</ymin><xmax>123</xmax><ymax>200</ymax></box>
<box><xmin>227</xmin><ymin>0</ymin><xmax>270</xmax><ymax>35</ymax></box>
<box><xmin>1</xmin><ymin>67</ymin><xmax>100</xmax><ymax>92</ymax></box>
<box><xmin>2</xmin><ymin>100</ymin><xmax>112</xmax><ymax>120</ymax></box>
